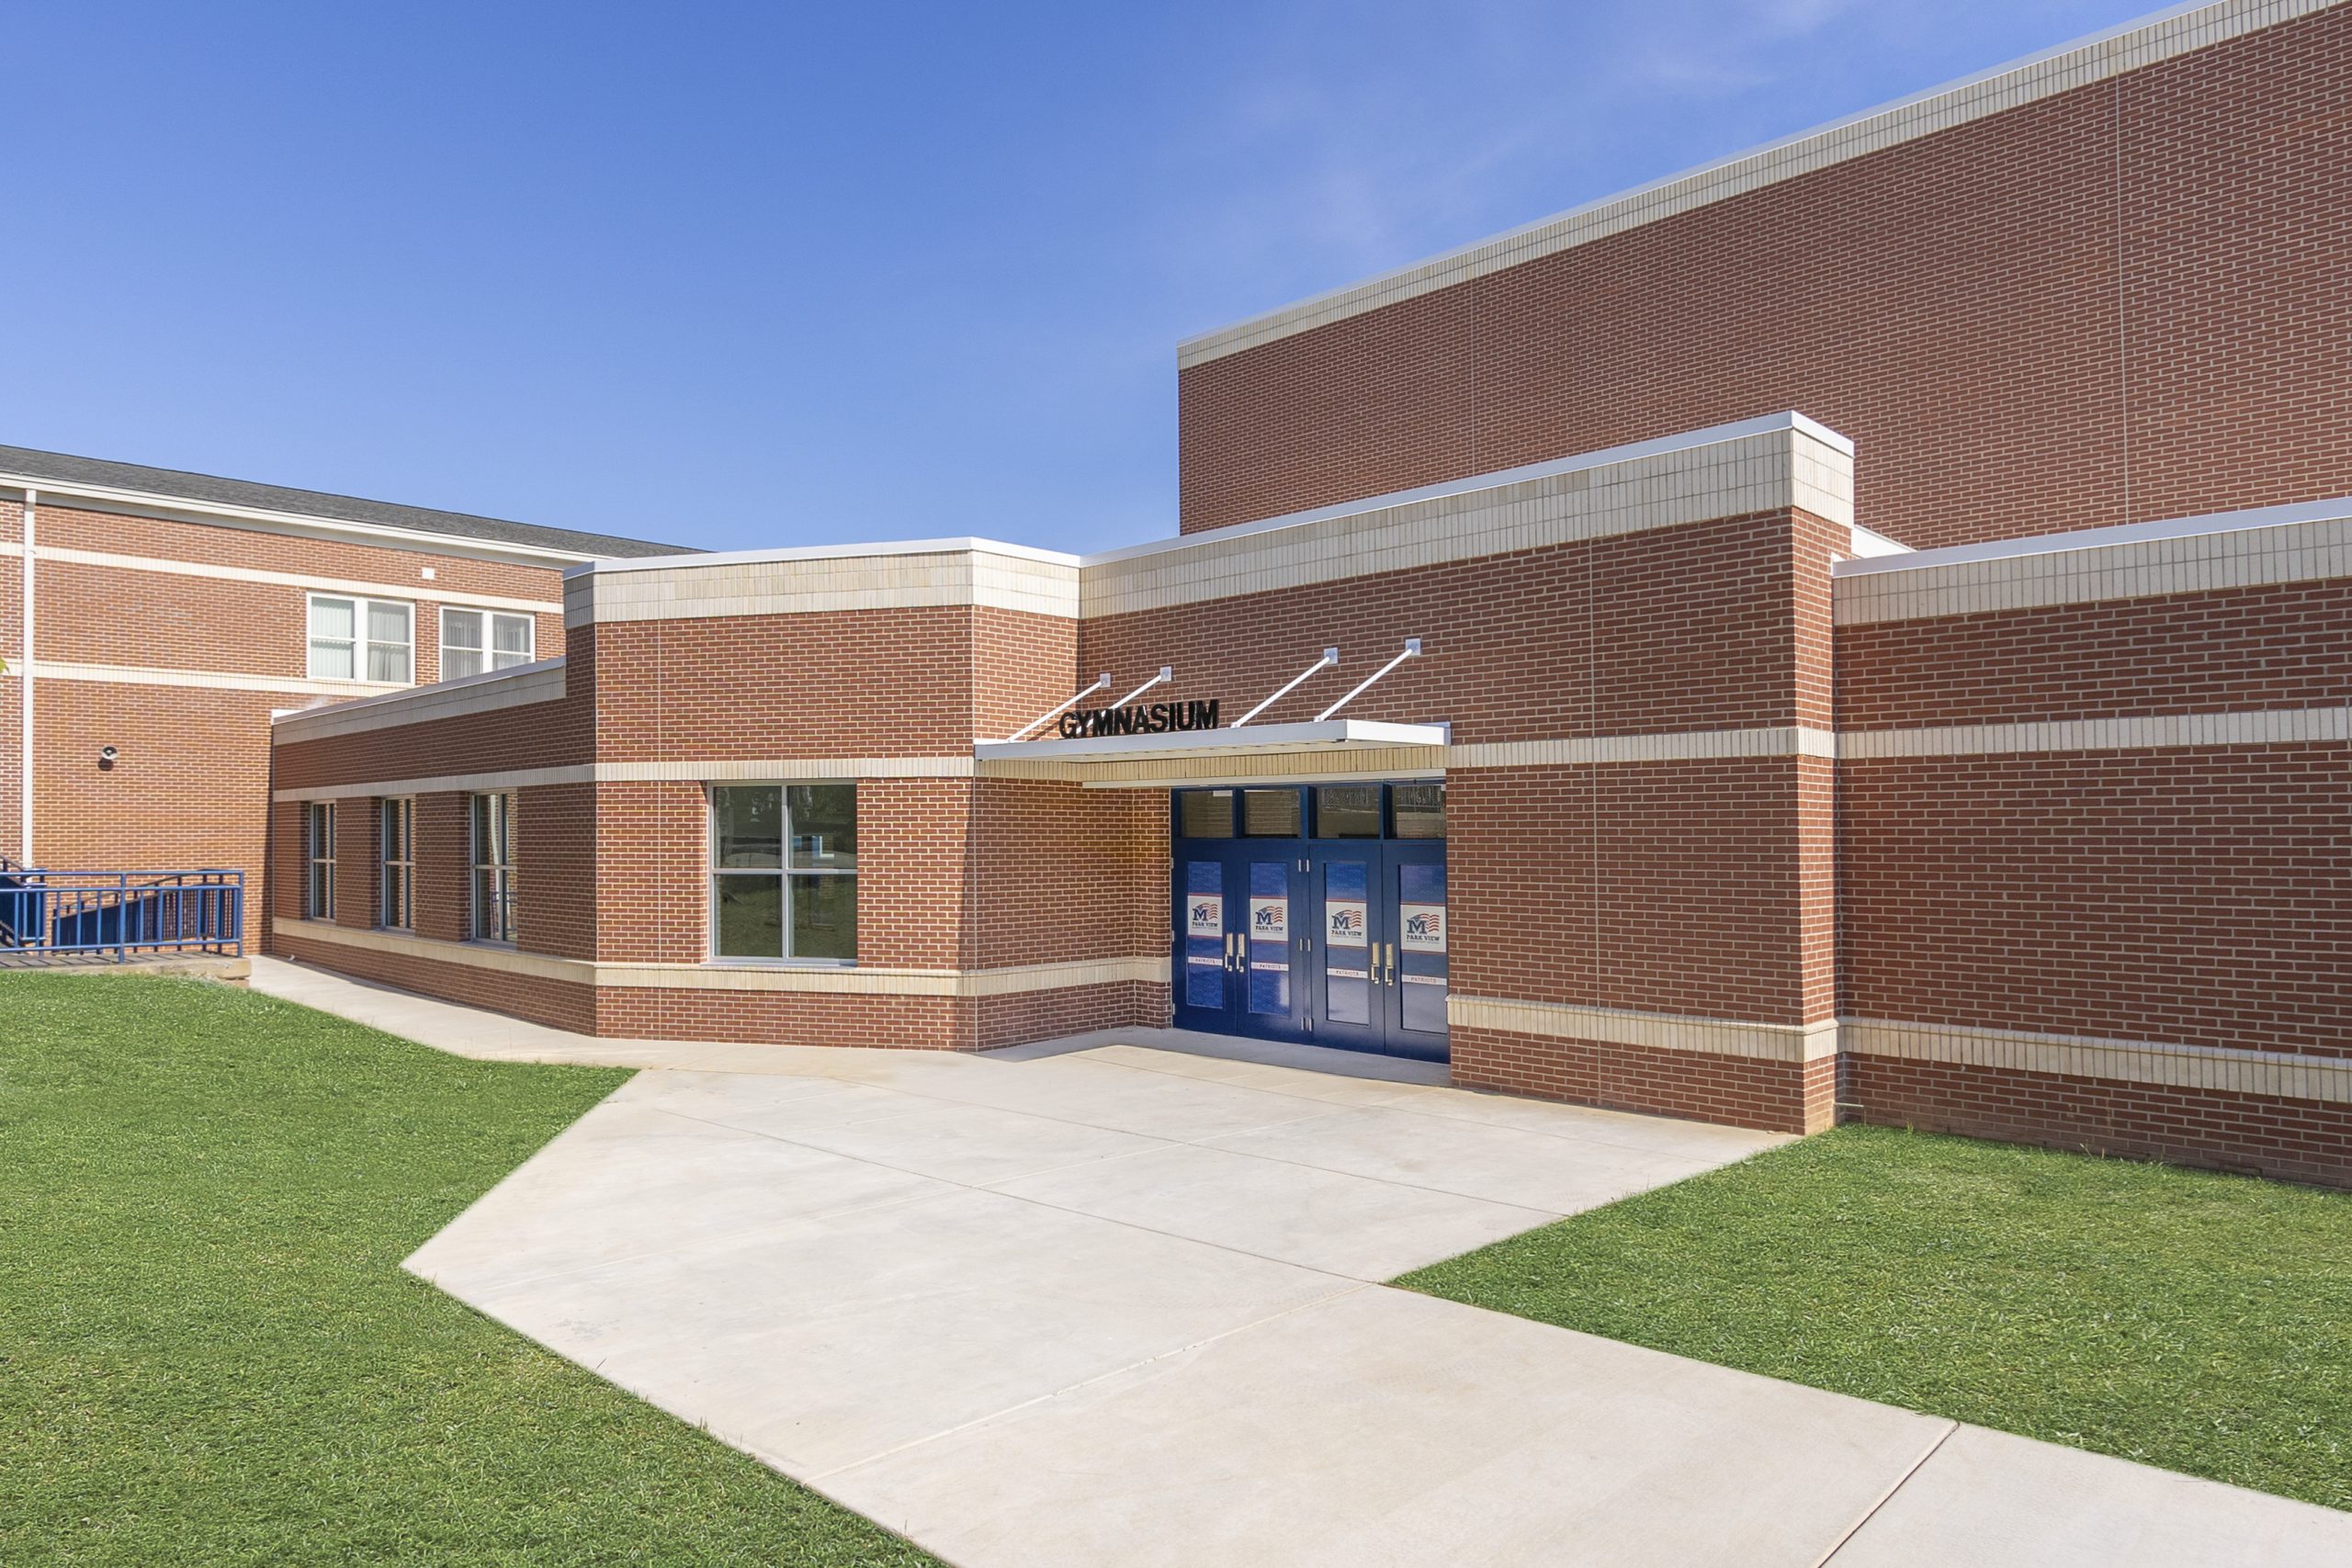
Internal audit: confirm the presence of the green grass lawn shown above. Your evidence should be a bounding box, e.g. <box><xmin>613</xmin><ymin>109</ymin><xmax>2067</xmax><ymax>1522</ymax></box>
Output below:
<box><xmin>1400</xmin><ymin>1123</ymin><xmax>2352</xmax><ymax>1511</ymax></box>
<box><xmin>0</xmin><ymin>974</ymin><xmax>937</xmax><ymax>1567</ymax></box>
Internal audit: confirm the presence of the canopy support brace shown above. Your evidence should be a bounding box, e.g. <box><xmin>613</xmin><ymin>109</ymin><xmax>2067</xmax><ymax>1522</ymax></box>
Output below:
<box><xmin>1231</xmin><ymin>647</ymin><xmax>1338</xmax><ymax>728</ymax></box>
<box><xmin>1317</xmin><ymin>638</ymin><xmax>1420</xmax><ymax>721</ymax></box>
<box><xmin>1005</xmin><ymin>671</ymin><xmax>1111</xmax><ymax>742</ymax></box>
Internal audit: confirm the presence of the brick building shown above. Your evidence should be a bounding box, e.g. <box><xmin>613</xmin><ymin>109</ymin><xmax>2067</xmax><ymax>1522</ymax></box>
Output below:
<box><xmin>19</xmin><ymin>0</ymin><xmax>2352</xmax><ymax>1187</ymax></box>
<box><xmin>0</xmin><ymin>445</ymin><xmax>687</xmax><ymax>944</ymax></box>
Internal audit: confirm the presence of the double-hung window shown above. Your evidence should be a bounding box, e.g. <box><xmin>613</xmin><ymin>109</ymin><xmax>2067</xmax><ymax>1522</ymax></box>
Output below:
<box><xmin>305</xmin><ymin>802</ymin><xmax>335</xmax><ymax>919</ymax></box>
<box><xmin>380</xmin><ymin>798</ymin><xmax>415</xmax><ymax>930</ymax></box>
<box><xmin>710</xmin><ymin>784</ymin><xmax>856</xmax><ymax>962</ymax></box>
<box><xmin>439</xmin><ymin>608</ymin><xmax>536</xmax><ymax>680</ymax></box>
<box><xmin>308</xmin><ymin>594</ymin><xmax>414</xmax><ymax>683</ymax></box>
<box><xmin>469</xmin><ymin>793</ymin><xmax>517</xmax><ymax>943</ymax></box>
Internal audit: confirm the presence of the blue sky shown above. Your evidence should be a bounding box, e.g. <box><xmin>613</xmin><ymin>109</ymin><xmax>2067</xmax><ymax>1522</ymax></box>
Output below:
<box><xmin>3</xmin><ymin>0</ymin><xmax>2157</xmax><ymax>555</ymax></box>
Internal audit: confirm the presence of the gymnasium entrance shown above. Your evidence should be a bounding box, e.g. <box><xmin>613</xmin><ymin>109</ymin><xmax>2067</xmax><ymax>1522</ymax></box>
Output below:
<box><xmin>1170</xmin><ymin>781</ymin><xmax>1449</xmax><ymax>1062</ymax></box>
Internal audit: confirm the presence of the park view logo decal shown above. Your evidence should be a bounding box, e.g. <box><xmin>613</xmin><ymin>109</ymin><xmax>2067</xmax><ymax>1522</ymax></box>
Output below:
<box><xmin>1399</xmin><ymin>902</ymin><xmax>1446</xmax><ymax>953</ymax></box>
<box><xmin>1250</xmin><ymin>897</ymin><xmax>1288</xmax><ymax>942</ymax></box>
<box><xmin>1324</xmin><ymin>899</ymin><xmax>1368</xmax><ymax>946</ymax></box>
<box><xmin>1186</xmin><ymin>895</ymin><xmax>1223</xmax><ymax>937</ymax></box>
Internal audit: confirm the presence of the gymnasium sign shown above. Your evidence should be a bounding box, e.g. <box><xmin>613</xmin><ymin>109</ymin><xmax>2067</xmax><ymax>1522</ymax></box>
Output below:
<box><xmin>1059</xmin><ymin>698</ymin><xmax>1220</xmax><ymax>739</ymax></box>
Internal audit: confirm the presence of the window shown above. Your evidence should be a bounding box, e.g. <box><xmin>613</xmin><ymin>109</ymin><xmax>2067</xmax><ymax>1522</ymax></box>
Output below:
<box><xmin>1392</xmin><ymin>784</ymin><xmax>1446</xmax><ymax>840</ymax></box>
<box><xmin>1314</xmin><ymin>784</ymin><xmax>1383</xmax><ymax>839</ymax></box>
<box><xmin>380</xmin><ymin>798</ymin><xmax>415</xmax><ymax>930</ymax></box>
<box><xmin>305</xmin><ymin>802</ymin><xmax>335</xmax><ymax>919</ymax></box>
<box><xmin>470</xmin><ymin>793</ymin><xmax>517</xmax><ymax>943</ymax></box>
<box><xmin>440</xmin><ymin>608</ymin><xmax>536</xmax><ymax>680</ymax></box>
<box><xmin>1177</xmin><ymin>790</ymin><xmax>1234</xmax><ymax>839</ymax></box>
<box><xmin>1239</xmin><ymin>788</ymin><xmax>1302</xmax><ymax>838</ymax></box>
<box><xmin>308</xmin><ymin>594</ymin><xmax>413</xmax><ymax>683</ymax></box>
<box><xmin>710</xmin><ymin>784</ymin><xmax>856</xmax><ymax>962</ymax></box>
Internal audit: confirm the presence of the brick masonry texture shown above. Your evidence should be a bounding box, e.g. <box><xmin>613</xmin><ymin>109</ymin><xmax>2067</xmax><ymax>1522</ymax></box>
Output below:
<box><xmin>1838</xmin><ymin>747</ymin><xmax>2348</xmax><ymax>1059</ymax></box>
<box><xmin>1452</xmin><ymin>1025</ymin><xmax>1833</xmax><ymax>1135</ymax></box>
<box><xmin>1849</xmin><ymin>1053</ymin><xmax>2352</xmax><ymax>1190</ymax></box>
<box><xmin>1836</xmin><ymin>579</ymin><xmax>2352</xmax><ymax>729</ymax></box>
<box><xmin>1080</xmin><ymin>511</ymin><xmax>1842</xmax><ymax>743</ymax></box>
<box><xmin>1177</xmin><ymin>7</ymin><xmax>2352</xmax><ymax>548</ymax></box>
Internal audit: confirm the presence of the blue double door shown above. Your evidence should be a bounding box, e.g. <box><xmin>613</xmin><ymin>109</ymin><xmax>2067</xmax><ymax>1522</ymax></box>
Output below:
<box><xmin>1173</xmin><ymin>833</ymin><xmax>1450</xmax><ymax>1063</ymax></box>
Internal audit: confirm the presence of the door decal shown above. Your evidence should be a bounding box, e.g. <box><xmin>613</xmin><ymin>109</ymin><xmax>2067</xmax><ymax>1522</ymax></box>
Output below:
<box><xmin>1182</xmin><ymin>861</ymin><xmax>1227</xmax><ymax>1009</ymax></box>
<box><xmin>1246</xmin><ymin>863</ymin><xmax>1291</xmax><ymax>1016</ymax></box>
<box><xmin>1396</xmin><ymin>861</ymin><xmax>1448</xmax><ymax>1036</ymax></box>
<box><xmin>1323</xmin><ymin>861</ymin><xmax>1373</xmax><ymax>1025</ymax></box>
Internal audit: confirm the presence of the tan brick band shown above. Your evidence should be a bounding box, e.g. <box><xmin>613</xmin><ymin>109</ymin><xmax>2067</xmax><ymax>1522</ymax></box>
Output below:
<box><xmin>272</xmin><ymin>919</ymin><xmax>1161</xmax><ymax>998</ymax></box>
<box><xmin>1842</xmin><ymin>1018</ymin><xmax>2352</xmax><ymax>1107</ymax></box>
<box><xmin>1838</xmin><ymin>705</ymin><xmax>2351</xmax><ymax>758</ymax></box>
<box><xmin>1450</xmin><ymin>996</ymin><xmax>1838</xmax><ymax>1063</ymax></box>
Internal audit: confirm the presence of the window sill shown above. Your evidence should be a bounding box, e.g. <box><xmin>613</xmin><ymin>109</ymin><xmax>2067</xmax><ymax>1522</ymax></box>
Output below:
<box><xmin>705</xmin><ymin>957</ymin><xmax>857</xmax><ymax>970</ymax></box>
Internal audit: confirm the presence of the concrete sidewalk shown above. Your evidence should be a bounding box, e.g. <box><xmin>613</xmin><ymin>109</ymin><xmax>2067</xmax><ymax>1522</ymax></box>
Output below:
<box><xmin>254</xmin><ymin>957</ymin><xmax>2352</xmax><ymax>1566</ymax></box>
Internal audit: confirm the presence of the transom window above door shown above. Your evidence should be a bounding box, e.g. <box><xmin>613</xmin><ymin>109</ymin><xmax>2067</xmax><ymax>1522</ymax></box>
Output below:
<box><xmin>440</xmin><ymin>608</ymin><xmax>536</xmax><ymax>680</ymax></box>
<box><xmin>1173</xmin><ymin>783</ymin><xmax>1445</xmax><ymax>842</ymax></box>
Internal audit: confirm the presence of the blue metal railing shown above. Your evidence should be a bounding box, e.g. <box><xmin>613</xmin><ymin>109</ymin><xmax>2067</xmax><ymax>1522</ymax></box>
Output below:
<box><xmin>0</xmin><ymin>862</ymin><xmax>244</xmax><ymax>960</ymax></box>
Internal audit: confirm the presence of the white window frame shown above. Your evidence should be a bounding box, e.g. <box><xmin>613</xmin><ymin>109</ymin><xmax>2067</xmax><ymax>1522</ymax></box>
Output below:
<box><xmin>707</xmin><ymin>783</ymin><xmax>858</xmax><ymax>965</ymax></box>
<box><xmin>305</xmin><ymin>801</ymin><xmax>335</xmax><ymax>919</ymax></box>
<box><xmin>469</xmin><ymin>792</ymin><xmax>517</xmax><ymax>944</ymax></box>
<box><xmin>307</xmin><ymin>592</ymin><xmax>414</xmax><ymax>684</ymax></box>
<box><xmin>379</xmin><ymin>797</ymin><xmax>415</xmax><ymax>931</ymax></box>
<box><xmin>438</xmin><ymin>607</ymin><xmax>537</xmax><ymax>681</ymax></box>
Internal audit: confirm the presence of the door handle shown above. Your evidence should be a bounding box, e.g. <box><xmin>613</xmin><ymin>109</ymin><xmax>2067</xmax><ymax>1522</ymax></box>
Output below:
<box><xmin>1384</xmin><ymin>942</ymin><xmax>1396</xmax><ymax>986</ymax></box>
<box><xmin>1227</xmin><ymin>931</ymin><xmax>1242</xmax><ymax>972</ymax></box>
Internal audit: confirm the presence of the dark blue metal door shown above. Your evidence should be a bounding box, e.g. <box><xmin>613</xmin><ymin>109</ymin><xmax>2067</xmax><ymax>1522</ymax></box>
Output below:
<box><xmin>1170</xmin><ymin>784</ymin><xmax>1446</xmax><ymax>1061</ymax></box>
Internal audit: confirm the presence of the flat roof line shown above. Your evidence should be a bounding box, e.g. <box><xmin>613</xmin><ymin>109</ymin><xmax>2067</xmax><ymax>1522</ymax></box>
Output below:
<box><xmin>562</xmin><ymin>412</ymin><xmax>1852</xmax><ymax>582</ymax></box>
<box><xmin>1831</xmin><ymin>495</ymin><xmax>2352</xmax><ymax>577</ymax></box>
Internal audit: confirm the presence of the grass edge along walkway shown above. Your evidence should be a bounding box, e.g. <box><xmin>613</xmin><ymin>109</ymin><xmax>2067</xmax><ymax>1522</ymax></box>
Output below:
<box><xmin>1</xmin><ymin>973</ymin><xmax>939</xmax><ymax>1567</ymax></box>
<box><xmin>1398</xmin><ymin>1122</ymin><xmax>2352</xmax><ymax>1513</ymax></box>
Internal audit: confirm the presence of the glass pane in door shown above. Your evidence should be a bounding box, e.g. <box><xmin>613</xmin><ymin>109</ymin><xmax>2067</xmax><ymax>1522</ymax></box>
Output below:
<box><xmin>1182</xmin><ymin>860</ymin><xmax>1227</xmax><ymax>1009</ymax></box>
<box><xmin>1322</xmin><ymin>860</ymin><xmax>1373</xmax><ymax>1024</ymax></box>
<box><xmin>1245</xmin><ymin>860</ymin><xmax>1292</xmax><ymax>1016</ymax></box>
<box><xmin>1396</xmin><ymin>860</ymin><xmax>1448</xmax><ymax>1034</ymax></box>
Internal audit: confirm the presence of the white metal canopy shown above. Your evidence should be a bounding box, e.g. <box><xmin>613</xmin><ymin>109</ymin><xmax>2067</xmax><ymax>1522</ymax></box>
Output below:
<box><xmin>972</xmin><ymin>718</ymin><xmax>1448</xmax><ymax>768</ymax></box>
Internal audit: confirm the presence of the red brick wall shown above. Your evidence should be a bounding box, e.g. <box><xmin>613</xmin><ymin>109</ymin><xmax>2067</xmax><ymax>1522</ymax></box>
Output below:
<box><xmin>968</xmin><ymin>781</ymin><xmax>1165</xmax><ymax>970</ymax></box>
<box><xmin>583</xmin><ymin>603</ymin><xmax>1073</xmax><ymax>761</ymax></box>
<box><xmin>1836</xmin><ymin>580</ymin><xmax>2352</xmax><ymax>729</ymax></box>
<box><xmin>1452</xmin><ymin>1025</ymin><xmax>1831</xmax><ymax>1134</ymax></box>
<box><xmin>1850</xmin><ymin>1054</ymin><xmax>2352</xmax><ymax>1190</ymax></box>
<box><xmin>1082</xmin><ymin>511</ymin><xmax>1832</xmax><ymax>743</ymax></box>
<box><xmin>1834</xmin><ymin>564</ymin><xmax>2351</xmax><ymax>1187</ymax></box>
<box><xmin>1451</xmin><ymin>758</ymin><xmax>1825</xmax><ymax>1027</ymax></box>
<box><xmin>34</xmin><ymin>502</ymin><xmax>563</xmax><ymax>603</ymax></box>
<box><xmin>272</xmin><ymin>927</ymin><xmax>600</xmax><ymax>1033</ymax></box>
<box><xmin>1179</xmin><ymin>7</ymin><xmax>2352</xmax><ymax>549</ymax></box>
<box><xmin>272</xmin><ymin>686</ymin><xmax>593</xmax><ymax>790</ymax></box>
<box><xmin>40</xmin><ymin>683</ymin><xmax>281</xmax><ymax>944</ymax></box>
<box><xmin>1838</xmin><ymin>744</ymin><xmax>2348</xmax><ymax>1057</ymax></box>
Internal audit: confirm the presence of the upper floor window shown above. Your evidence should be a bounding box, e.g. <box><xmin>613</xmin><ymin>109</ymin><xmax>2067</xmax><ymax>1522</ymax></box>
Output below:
<box><xmin>470</xmin><ymin>792</ymin><xmax>517</xmax><ymax>943</ymax></box>
<box><xmin>380</xmin><ymin>797</ymin><xmax>415</xmax><ymax>931</ymax></box>
<box><xmin>308</xmin><ymin>594</ymin><xmax>413</xmax><ymax>683</ymax></box>
<box><xmin>710</xmin><ymin>784</ymin><xmax>856</xmax><ymax>962</ymax></box>
<box><xmin>305</xmin><ymin>802</ymin><xmax>335</xmax><ymax>919</ymax></box>
<box><xmin>440</xmin><ymin>608</ymin><xmax>536</xmax><ymax>680</ymax></box>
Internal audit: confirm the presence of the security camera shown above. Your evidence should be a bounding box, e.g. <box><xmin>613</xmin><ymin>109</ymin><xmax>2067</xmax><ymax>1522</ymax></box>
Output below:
<box><xmin>98</xmin><ymin>746</ymin><xmax>119</xmax><ymax>762</ymax></box>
